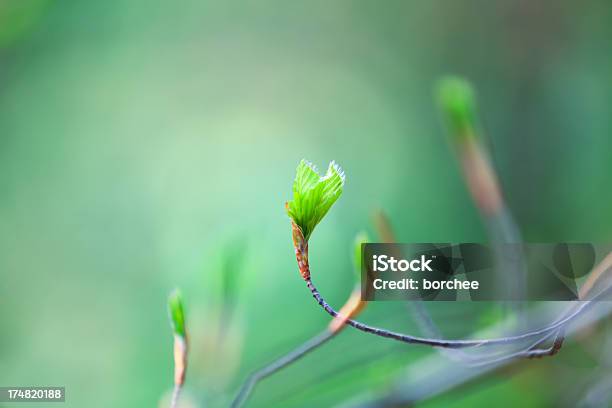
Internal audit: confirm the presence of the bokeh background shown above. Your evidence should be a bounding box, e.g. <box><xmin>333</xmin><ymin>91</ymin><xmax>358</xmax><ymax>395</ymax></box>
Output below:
<box><xmin>1</xmin><ymin>0</ymin><xmax>612</xmax><ymax>407</ymax></box>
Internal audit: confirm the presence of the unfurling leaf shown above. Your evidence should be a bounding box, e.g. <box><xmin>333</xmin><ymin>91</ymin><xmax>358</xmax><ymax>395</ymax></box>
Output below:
<box><xmin>286</xmin><ymin>160</ymin><xmax>345</xmax><ymax>241</ymax></box>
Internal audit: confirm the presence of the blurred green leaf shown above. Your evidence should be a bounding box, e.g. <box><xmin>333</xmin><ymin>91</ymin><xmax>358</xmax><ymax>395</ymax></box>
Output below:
<box><xmin>353</xmin><ymin>231</ymin><xmax>370</xmax><ymax>284</ymax></box>
<box><xmin>0</xmin><ymin>0</ymin><xmax>49</xmax><ymax>48</ymax></box>
<box><xmin>436</xmin><ymin>76</ymin><xmax>478</xmax><ymax>140</ymax></box>
<box><xmin>220</xmin><ymin>237</ymin><xmax>247</xmax><ymax>305</ymax></box>
<box><xmin>167</xmin><ymin>289</ymin><xmax>186</xmax><ymax>338</ymax></box>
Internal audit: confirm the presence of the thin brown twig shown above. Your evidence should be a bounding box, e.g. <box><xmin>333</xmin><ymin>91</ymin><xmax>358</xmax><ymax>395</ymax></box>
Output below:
<box><xmin>303</xmin><ymin>275</ymin><xmax>592</xmax><ymax>349</ymax></box>
<box><xmin>294</xmin><ymin>220</ymin><xmax>610</xmax><ymax>350</ymax></box>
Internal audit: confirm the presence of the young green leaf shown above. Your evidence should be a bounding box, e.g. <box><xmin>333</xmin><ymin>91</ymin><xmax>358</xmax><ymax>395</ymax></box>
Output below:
<box><xmin>286</xmin><ymin>160</ymin><xmax>345</xmax><ymax>241</ymax></box>
<box><xmin>168</xmin><ymin>289</ymin><xmax>186</xmax><ymax>339</ymax></box>
<box><xmin>436</xmin><ymin>76</ymin><xmax>478</xmax><ymax>140</ymax></box>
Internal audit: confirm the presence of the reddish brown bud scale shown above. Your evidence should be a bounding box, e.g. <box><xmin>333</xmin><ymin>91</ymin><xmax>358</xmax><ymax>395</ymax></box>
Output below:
<box><xmin>291</xmin><ymin>221</ymin><xmax>310</xmax><ymax>280</ymax></box>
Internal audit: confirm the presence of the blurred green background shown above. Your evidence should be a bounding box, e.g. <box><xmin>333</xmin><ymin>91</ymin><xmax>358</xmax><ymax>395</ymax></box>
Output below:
<box><xmin>1</xmin><ymin>1</ymin><xmax>611</xmax><ymax>407</ymax></box>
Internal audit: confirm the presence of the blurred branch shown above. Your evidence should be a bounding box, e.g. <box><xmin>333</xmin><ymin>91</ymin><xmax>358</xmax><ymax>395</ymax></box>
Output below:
<box><xmin>231</xmin><ymin>234</ymin><xmax>368</xmax><ymax>408</ymax></box>
<box><xmin>373</xmin><ymin>210</ymin><xmax>467</xmax><ymax>360</ymax></box>
<box><xmin>437</xmin><ymin>76</ymin><xmax>527</xmax><ymax>301</ymax></box>
<box><xmin>341</xmin><ymin>308</ymin><xmax>609</xmax><ymax>407</ymax></box>
<box><xmin>231</xmin><ymin>329</ymin><xmax>335</xmax><ymax>408</ymax></box>
<box><xmin>372</xmin><ymin>210</ymin><xmax>395</xmax><ymax>243</ymax></box>
<box><xmin>347</xmin><ymin>299</ymin><xmax>612</xmax><ymax>408</ymax></box>
<box><xmin>340</xmin><ymin>258</ymin><xmax>612</xmax><ymax>408</ymax></box>
<box><xmin>341</xmin><ymin>303</ymin><xmax>608</xmax><ymax>408</ymax></box>
<box><xmin>230</xmin><ymin>287</ymin><xmax>365</xmax><ymax>408</ymax></box>
<box><xmin>577</xmin><ymin>321</ymin><xmax>612</xmax><ymax>407</ymax></box>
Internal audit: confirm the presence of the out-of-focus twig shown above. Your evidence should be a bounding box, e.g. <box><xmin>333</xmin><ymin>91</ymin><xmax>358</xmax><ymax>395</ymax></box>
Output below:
<box><xmin>230</xmin><ymin>329</ymin><xmax>335</xmax><ymax>408</ymax></box>
<box><xmin>230</xmin><ymin>286</ymin><xmax>366</xmax><ymax>408</ymax></box>
<box><xmin>342</xmin><ymin>295</ymin><xmax>612</xmax><ymax>407</ymax></box>
<box><xmin>579</xmin><ymin>252</ymin><xmax>612</xmax><ymax>300</ymax></box>
<box><xmin>371</xmin><ymin>209</ymin><xmax>565</xmax><ymax>363</ymax></box>
<box><xmin>437</xmin><ymin>76</ymin><xmax>527</xmax><ymax>301</ymax></box>
<box><xmin>373</xmin><ymin>210</ymin><xmax>466</xmax><ymax>360</ymax></box>
<box><xmin>340</xmin><ymin>258</ymin><xmax>612</xmax><ymax>407</ymax></box>
<box><xmin>230</xmin><ymin>234</ymin><xmax>368</xmax><ymax>408</ymax></box>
